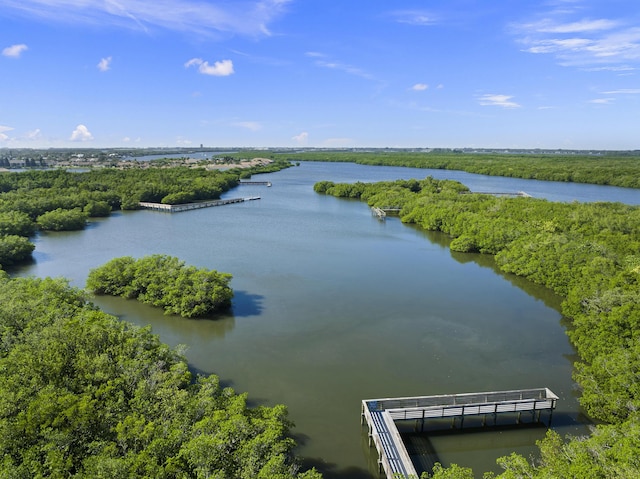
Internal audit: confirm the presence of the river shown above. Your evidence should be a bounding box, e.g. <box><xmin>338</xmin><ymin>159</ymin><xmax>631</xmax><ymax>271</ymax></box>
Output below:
<box><xmin>12</xmin><ymin>162</ymin><xmax>640</xmax><ymax>478</ymax></box>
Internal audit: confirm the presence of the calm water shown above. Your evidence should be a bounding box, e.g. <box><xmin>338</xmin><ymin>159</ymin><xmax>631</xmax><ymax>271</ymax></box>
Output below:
<box><xmin>12</xmin><ymin>162</ymin><xmax>640</xmax><ymax>478</ymax></box>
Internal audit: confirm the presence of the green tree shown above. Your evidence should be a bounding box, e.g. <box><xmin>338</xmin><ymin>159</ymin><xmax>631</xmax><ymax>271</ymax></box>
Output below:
<box><xmin>86</xmin><ymin>255</ymin><xmax>234</xmax><ymax>318</ymax></box>
<box><xmin>0</xmin><ymin>234</ymin><xmax>35</xmax><ymax>267</ymax></box>
<box><xmin>83</xmin><ymin>200</ymin><xmax>112</xmax><ymax>217</ymax></box>
<box><xmin>0</xmin><ymin>211</ymin><xmax>36</xmax><ymax>237</ymax></box>
<box><xmin>36</xmin><ymin>208</ymin><xmax>88</xmax><ymax>231</ymax></box>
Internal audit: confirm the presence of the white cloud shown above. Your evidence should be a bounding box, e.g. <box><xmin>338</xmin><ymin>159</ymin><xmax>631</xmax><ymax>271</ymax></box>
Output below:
<box><xmin>233</xmin><ymin>121</ymin><xmax>262</xmax><ymax>131</ymax></box>
<box><xmin>25</xmin><ymin>128</ymin><xmax>41</xmax><ymax>140</ymax></box>
<box><xmin>601</xmin><ymin>89</ymin><xmax>640</xmax><ymax>95</ymax></box>
<box><xmin>2</xmin><ymin>43</ymin><xmax>28</xmax><ymax>58</ymax></box>
<box><xmin>0</xmin><ymin>0</ymin><xmax>291</xmax><ymax>38</ymax></box>
<box><xmin>292</xmin><ymin>131</ymin><xmax>308</xmax><ymax>144</ymax></box>
<box><xmin>314</xmin><ymin>59</ymin><xmax>374</xmax><ymax>80</ymax></box>
<box><xmin>185</xmin><ymin>58</ymin><xmax>234</xmax><ymax>76</ymax></box>
<box><xmin>97</xmin><ymin>56</ymin><xmax>112</xmax><ymax>71</ymax></box>
<box><xmin>0</xmin><ymin>125</ymin><xmax>14</xmax><ymax>141</ymax></box>
<box><xmin>533</xmin><ymin>18</ymin><xmax>619</xmax><ymax>34</ymax></box>
<box><xmin>589</xmin><ymin>98</ymin><xmax>615</xmax><ymax>104</ymax></box>
<box><xmin>411</xmin><ymin>83</ymin><xmax>429</xmax><ymax>91</ymax></box>
<box><xmin>478</xmin><ymin>94</ymin><xmax>521</xmax><ymax>108</ymax></box>
<box><xmin>70</xmin><ymin>124</ymin><xmax>94</xmax><ymax>142</ymax></box>
<box><xmin>390</xmin><ymin>10</ymin><xmax>438</xmax><ymax>26</ymax></box>
<box><xmin>512</xmin><ymin>8</ymin><xmax>640</xmax><ymax>68</ymax></box>
<box><xmin>0</xmin><ymin>126</ymin><xmax>13</xmax><ymax>141</ymax></box>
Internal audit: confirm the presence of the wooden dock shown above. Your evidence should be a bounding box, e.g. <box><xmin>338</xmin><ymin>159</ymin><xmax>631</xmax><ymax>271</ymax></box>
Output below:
<box><xmin>239</xmin><ymin>181</ymin><xmax>272</xmax><ymax>186</ymax></box>
<box><xmin>372</xmin><ymin>206</ymin><xmax>402</xmax><ymax>220</ymax></box>
<box><xmin>470</xmin><ymin>191</ymin><xmax>531</xmax><ymax>197</ymax></box>
<box><xmin>361</xmin><ymin>388</ymin><xmax>558</xmax><ymax>479</ymax></box>
<box><xmin>138</xmin><ymin>197</ymin><xmax>260</xmax><ymax>213</ymax></box>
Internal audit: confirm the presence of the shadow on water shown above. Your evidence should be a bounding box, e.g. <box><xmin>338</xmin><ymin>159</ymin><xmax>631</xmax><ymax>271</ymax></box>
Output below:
<box><xmin>300</xmin><ymin>457</ymin><xmax>372</xmax><ymax>479</ymax></box>
<box><xmin>403</xmin><ymin>221</ymin><xmax>565</xmax><ymax>312</ymax></box>
<box><xmin>231</xmin><ymin>290</ymin><xmax>265</xmax><ymax>317</ymax></box>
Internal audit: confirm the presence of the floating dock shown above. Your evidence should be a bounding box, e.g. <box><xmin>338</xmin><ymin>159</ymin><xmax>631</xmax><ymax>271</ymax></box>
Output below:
<box><xmin>138</xmin><ymin>197</ymin><xmax>260</xmax><ymax>213</ymax></box>
<box><xmin>361</xmin><ymin>388</ymin><xmax>558</xmax><ymax>479</ymax></box>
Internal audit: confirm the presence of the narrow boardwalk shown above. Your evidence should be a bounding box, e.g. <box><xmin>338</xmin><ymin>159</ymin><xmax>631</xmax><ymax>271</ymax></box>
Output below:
<box><xmin>239</xmin><ymin>180</ymin><xmax>272</xmax><ymax>186</ymax></box>
<box><xmin>362</xmin><ymin>388</ymin><xmax>558</xmax><ymax>479</ymax></box>
<box><xmin>139</xmin><ymin>197</ymin><xmax>260</xmax><ymax>213</ymax></box>
<box><xmin>470</xmin><ymin>191</ymin><xmax>531</xmax><ymax>197</ymax></box>
<box><xmin>371</xmin><ymin>206</ymin><xmax>402</xmax><ymax>220</ymax></box>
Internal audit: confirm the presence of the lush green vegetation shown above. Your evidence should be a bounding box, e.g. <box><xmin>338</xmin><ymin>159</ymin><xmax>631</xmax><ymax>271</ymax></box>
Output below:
<box><xmin>0</xmin><ymin>161</ymin><xmax>290</xmax><ymax>268</ymax></box>
<box><xmin>87</xmin><ymin>255</ymin><xmax>234</xmax><ymax>318</ymax></box>
<box><xmin>280</xmin><ymin>150</ymin><xmax>640</xmax><ymax>189</ymax></box>
<box><xmin>0</xmin><ymin>235</ymin><xmax>35</xmax><ymax>267</ymax></box>
<box><xmin>36</xmin><ymin>207</ymin><xmax>89</xmax><ymax>231</ymax></box>
<box><xmin>0</xmin><ymin>273</ymin><xmax>321</xmax><ymax>478</ymax></box>
<box><xmin>316</xmin><ymin>177</ymin><xmax>640</xmax><ymax>478</ymax></box>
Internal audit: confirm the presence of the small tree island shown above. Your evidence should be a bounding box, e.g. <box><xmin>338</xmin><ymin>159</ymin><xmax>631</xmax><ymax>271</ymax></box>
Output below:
<box><xmin>86</xmin><ymin>254</ymin><xmax>233</xmax><ymax>318</ymax></box>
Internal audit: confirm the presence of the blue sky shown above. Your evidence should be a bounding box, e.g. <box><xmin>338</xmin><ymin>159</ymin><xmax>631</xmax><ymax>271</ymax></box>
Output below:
<box><xmin>1</xmin><ymin>0</ymin><xmax>639</xmax><ymax>150</ymax></box>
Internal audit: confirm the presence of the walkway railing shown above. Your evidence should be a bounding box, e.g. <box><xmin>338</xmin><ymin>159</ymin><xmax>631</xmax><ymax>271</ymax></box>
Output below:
<box><xmin>362</xmin><ymin>388</ymin><xmax>558</xmax><ymax>479</ymax></box>
<box><xmin>138</xmin><ymin>197</ymin><xmax>259</xmax><ymax>213</ymax></box>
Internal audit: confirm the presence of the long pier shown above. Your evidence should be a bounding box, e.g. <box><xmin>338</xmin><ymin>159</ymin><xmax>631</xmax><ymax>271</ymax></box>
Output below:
<box><xmin>138</xmin><ymin>197</ymin><xmax>260</xmax><ymax>213</ymax></box>
<box><xmin>470</xmin><ymin>191</ymin><xmax>531</xmax><ymax>197</ymax></box>
<box><xmin>239</xmin><ymin>181</ymin><xmax>272</xmax><ymax>186</ymax></box>
<box><xmin>361</xmin><ymin>388</ymin><xmax>558</xmax><ymax>479</ymax></box>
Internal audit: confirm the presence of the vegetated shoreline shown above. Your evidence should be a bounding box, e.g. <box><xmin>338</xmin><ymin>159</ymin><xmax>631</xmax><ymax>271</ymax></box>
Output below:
<box><xmin>272</xmin><ymin>150</ymin><xmax>640</xmax><ymax>189</ymax></box>
<box><xmin>2</xmin><ymin>154</ymin><xmax>639</xmax><ymax>478</ymax></box>
<box><xmin>315</xmin><ymin>176</ymin><xmax>640</xmax><ymax>478</ymax></box>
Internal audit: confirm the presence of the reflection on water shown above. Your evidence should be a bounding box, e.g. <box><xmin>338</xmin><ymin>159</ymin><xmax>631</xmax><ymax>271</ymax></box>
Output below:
<box><xmin>11</xmin><ymin>162</ymin><xmax>631</xmax><ymax>478</ymax></box>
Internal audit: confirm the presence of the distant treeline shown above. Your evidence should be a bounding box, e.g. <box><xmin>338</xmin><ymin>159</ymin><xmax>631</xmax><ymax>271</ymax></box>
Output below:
<box><xmin>277</xmin><ymin>150</ymin><xmax>640</xmax><ymax>189</ymax></box>
<box><xmin>0</xmin><ymin>161</ymin><xmax>290</xmax><ymax>268</ymax></box>
<box><xmin>315</xmin><ymin>177</ymin><xmax>640</xmax><ymax>478</ymax></box>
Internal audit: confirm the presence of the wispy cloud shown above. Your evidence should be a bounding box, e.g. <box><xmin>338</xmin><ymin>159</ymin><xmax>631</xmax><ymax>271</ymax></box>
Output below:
<box><xmin>292</xmin><ymin>131</ymin><xmax>308</xmax><ymax>144</ymax></box>
<box><xmin>411</xmin><ymin>83</ymin><xmax>429</xmax><ymax>91</ymax></box>
<box><xmin>601</xmin><ymin>88</ymin><xmax>640</xmax><ymax>94</ymax></box>
<box><xmin>390</xmin><ymin>10</ymin><xmax>438</xmax><ymax>26</ymax></box>
<box><xmin>511</xmin><ymin>5</ymin><xmax>640</xmax><ymax>68</ymax></box>
<box><xmin>25</xmin><ymin>129</ymin><xmax>42</xmax><ymax>140</ymax></box>
<box><xmin>314</xmin><ymin>59</ymin><xmax>375</xmax><ymax>81</ymax></box>
<box><xmin>0</xmin><ymin>125</ymin><xmax>14</xmax><ymax>141</ymax></box>
<box><xmin>589</xmin><ymin>98</ymin><xmax>615</xmax><ymax>104</ymax></box>
<box><xmin>308</xmin><ymin>51</ymin><xmax>377</xmax><ymax>82</ymax></box>
<box><xmin>97</xmin><ymin>56</ymin><xmax>112</xmax><ymax>72</ymax></box>
<box><xmin>185</xmin><ymin>58</ymin><xmax>234</xmax><ymax>76</ymax></box>
<box><xmin>70</xmin><ymin>124</ymin><xmax>94</xmax><ymax>142</ymax></box>
<box><xmin>478</xmin><ymin>94</ymin><xmax>521</xmax><ymax>108</ymax></box>
<box><xmin>232</xmin><ymin>121</ymin><xmax>262</xmax><ymax>131</ymax></box>
<box><xmin>2</xmin><ymin>43</ymin><xmax>28</xmax><ymax>58</ymax></box>
<box><xmin>0</xmin><ymin>0</ymin><xmax>291</xmax><ymax>38</ymax></box>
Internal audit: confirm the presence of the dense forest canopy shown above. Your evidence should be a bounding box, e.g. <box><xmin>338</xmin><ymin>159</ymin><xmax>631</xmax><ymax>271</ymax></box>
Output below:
<box><xmin>315</xmin><ymin>177</ymin><xmax>640</xmax><ymax>478</ymax></box>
